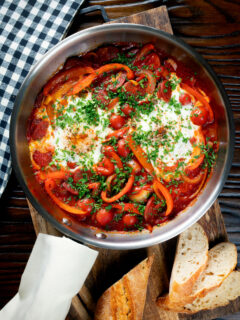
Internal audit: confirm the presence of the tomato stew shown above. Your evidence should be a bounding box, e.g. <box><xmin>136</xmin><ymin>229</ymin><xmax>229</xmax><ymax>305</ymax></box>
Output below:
<box><xmin>27</xmin><ymin>43</ymin><xmax>218</xmax><ymax>232</ymax></box>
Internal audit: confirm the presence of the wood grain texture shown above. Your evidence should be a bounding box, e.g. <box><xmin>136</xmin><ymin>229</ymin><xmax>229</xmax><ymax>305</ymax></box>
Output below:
<box><xmin>0</xmin><ymin>1</ymin><xmax>240</xmax><ymax>320</ymax></box>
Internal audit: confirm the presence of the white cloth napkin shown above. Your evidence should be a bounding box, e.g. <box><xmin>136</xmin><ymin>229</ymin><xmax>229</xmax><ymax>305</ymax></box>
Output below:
<box><xmin>0</xmin><ymin>233</ymin><xmax>98</xmax><ymax>320</ymax></box>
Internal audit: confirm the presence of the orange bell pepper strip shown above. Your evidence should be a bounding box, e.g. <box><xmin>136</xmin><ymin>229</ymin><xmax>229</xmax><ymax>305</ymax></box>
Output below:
<box><xmin>106</xmin><ymin>126</ymin><xmax>129</xmax><ymax>140</ymax></box>
<box><xmin>45</xmin><ymin>178</ymin><xmax>87</xmax><ymax>215</ymax></box>
<box><xmin>111</xmin><ymin>203</ymin><xmax>141</xmax><ymax>215</ymax></box>
<box><xmin>101</xmin><ymin>173</ymin><xmax>135</xmax><ymax>203</ymax></box>
<box><xmin>187</xmin><ymin>168</ymin><xmax>208</xmax><ymax>200</ymax></box>
<box><xmin>71</xmin><ymin>63</ymin><xmax>134</xmax><ymax>95</ymax></box>
<box><xmin>127</xmin><ymin>133</ymin><xmax>155</xmax><ymax>176</ymax></box>
<box><xmin>96</xmin><ymin>63</ymin><xmax>134</xmax><ymax>80</ymax></box>
<box><xmin>127</xmin><ymin>132</ymin><xmax>173</xmax><ymax>215</ymax></box>
<box><xmin>37</xmin><ymin>170</ymin><xmax>68</xmax><ymax>181</ymax></box>
<box><xmin>69</xmin><ymin>73</ymin><xmax>96</xmax><ymax>95</ymax></box>
<box><xmin>153</xmin><ymin>179</ymin><xmax>173</xmax><ymax>216</ymax></box>
<box><xmin>186</xmin><ymin>129</ymin><xmax>205</xmax><ymax>173</ymax></box>
<box><xmin>107</xmin><ymin>97</ymin><xmax>119</xmax><ymax>110</ymax></box>
<box><xmin>181</xmin><ymin>83</ymin><xmax>214</xmax><ymax>123</ymax></box>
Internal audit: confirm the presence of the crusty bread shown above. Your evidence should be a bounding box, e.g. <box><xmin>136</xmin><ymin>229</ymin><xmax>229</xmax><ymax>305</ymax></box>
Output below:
<box><xmin>157</xmin><ymin>242</ymin><xmax>238</xmax><ymax>311</ymax></box>
<box><xmin>94</xmin><ymin>256</ymin><xmax>154</xmax><ymax>320</ymax></box>
<box><xmin>168</xmin><ymin>223</ymin><xmax>208</xmax><ymax>304</ymax></box>
<box><xmin>166</xmin><ymin>271</ymin><xmax>240</xmax><ymax>314</ymax></box>
<box><xmin>189</xmin><ymin>242</ymin><xmax>237</xmax><ymax>300</ymax></box>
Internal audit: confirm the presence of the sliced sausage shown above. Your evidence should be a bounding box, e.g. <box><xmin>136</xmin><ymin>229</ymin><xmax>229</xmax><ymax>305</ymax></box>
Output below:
<box><xmin>33</xmin><ymin>150</ymin><xmax>52</xmax><ymax>167</ymax></box>
<box><xmin>30</xmin><ymin>119</ymin><xmax>49</xmax><ymax>140</ymax></box>
<box><xmin>96</xmin><ymin>46</ymin><xmax>119</xmax><ymax>63</ymax></box>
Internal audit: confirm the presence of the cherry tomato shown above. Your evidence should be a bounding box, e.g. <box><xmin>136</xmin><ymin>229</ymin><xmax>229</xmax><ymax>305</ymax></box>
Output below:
<box><xmin>67</xmin><ymin>161</ymin><xmax>77</xmax><ymax>169</ymax></box>
<box><xmin>127</xmin><ymin>159</ymin><xmax>142</xmax><ymax>174</ymax></box>
<box><xmin>191</xmin><ymin>106</ymin><xmax>208</xmax><ymax>126</ymax></box>
<box><xmin>121</xmin><ymin>104</ymin><xmax>135</xmax><ymax>116</ymax></box>
<box><xmin>122</xmin><ymin>214</ymin><xmax>137</xmax><ymax>226</ymax></box>
<box><xmin>135</xmin><ymin>171</ymin><xmax>149</xmax><ymax>185</ymax></box>
<box><xmin>155</xmin><ymin>66</ymin><xmax>169</xmax><ymax>80</ymax></box>
<box><xmin>110</xmin><ymin>114</ymin><xmax>126</xmax><ymax>130</ymax></box>
<box><xmin>157</xmin><ymin>80</ymin><xmax>172</xmax><ymax>102</ymax></box>
<box><xmin>117</xmin><ymin>139</ymin><xmax>130</xmax><ymax>157</ymax></box>
<box><xmin>190</xmin><ymin>136</ymin><xmax>197</xmax><ymax>145</ymax></box>
<box><xmin>77</xmin><ymin>198</ymin><xmax>95</xmax><ymax>214</ymax></box>
<box><xmin>96</xmin><ymin>156</ymin><xmax>114</xmax><ymax>176</ymax></box>
<box><xmin>96</xmin><ymin>209</ymin><xmax>113</xmax><ymax>226</ymax></box>
<box><xmin>179</xmin><ymin>93</ymin><xmax>192</xmax><ymax>106</ymax></box>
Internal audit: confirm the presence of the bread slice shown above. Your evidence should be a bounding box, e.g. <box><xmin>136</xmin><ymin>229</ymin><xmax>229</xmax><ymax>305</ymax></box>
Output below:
<box><xmin>168</xmin><ymin>223</ymin><xmax>208</xmax><ymax>304</ymax></box>
<box><xmin>94</xmin><ymin>256</ymin><xmax>154</xmax><ymax>320</ymax></box>
<box><xmin>164</xmin><ymin>271</ymin><xmax>240</xmax><ymax>314</ymax></box>
<box><xmin>157</xmin><ymin>242</ymin><xmax>237</xmax><ymax>310</ymax></box>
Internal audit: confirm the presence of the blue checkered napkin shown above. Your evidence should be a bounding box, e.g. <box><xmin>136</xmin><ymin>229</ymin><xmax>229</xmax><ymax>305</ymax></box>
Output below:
<box><xmin>0</xmin><ymin>0</ymin><xmax>82</xmax><ymax>197</ymax></box>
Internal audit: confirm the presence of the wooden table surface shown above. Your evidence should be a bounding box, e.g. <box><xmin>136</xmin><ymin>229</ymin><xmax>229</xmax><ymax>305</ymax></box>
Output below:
<box><xmin>1</xmin><ymin>0</ymin><xmax>240</xmax><ymax>319</ymax></box>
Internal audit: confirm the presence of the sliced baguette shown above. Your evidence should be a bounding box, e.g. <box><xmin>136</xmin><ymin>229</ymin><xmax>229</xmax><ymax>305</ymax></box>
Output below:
<box><xmin>157</xmin><ymin>242</ymin><xmax>238</xmax><ymax>310</ymax></box>
<box><xmin>168</xmin><ymin>223</ymin><xmax>209</xmax><ymax>303</ymax></box>
<box><xmin>94</xmin><ymin>256</ymin><xmax>154</xmax><ymax>320</ymax></box>
<box><xmin>167</xmin><ymin>271</ymin><xmax>240</xmax><ymax>314</ymax></box>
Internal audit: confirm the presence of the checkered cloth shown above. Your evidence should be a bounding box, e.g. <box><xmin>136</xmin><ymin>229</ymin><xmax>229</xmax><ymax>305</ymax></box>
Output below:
<box><xmin>0</xmin><ymin>0</ymin><xmax>82</xmax><ymax>197</ymax></box>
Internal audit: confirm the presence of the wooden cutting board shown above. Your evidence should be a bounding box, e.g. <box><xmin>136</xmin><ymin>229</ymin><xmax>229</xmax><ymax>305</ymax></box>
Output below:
<box><xmin>28</xmin><ymin>5</ymin><xmax>240</xmax><ymax>320</ymax></box>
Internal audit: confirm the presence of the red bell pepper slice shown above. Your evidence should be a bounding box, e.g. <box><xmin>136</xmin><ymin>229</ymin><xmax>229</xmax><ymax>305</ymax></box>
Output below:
<box><xmin>153</xmin><ymin>179</ymin><xmax>173</xmax><ymax>216</ymax></box>
<box><xmin>133</xmin><ymin>43</ymin><xmax>155</xmax><ymax>66</ymax></box>
<box><xmin>43</xmin><ymin>66</ymin><xmax>94</xmax><ymax>96</ymax></box>
<box><xmin>45</xmin><ymin>178</ymin><xmax>86</xmax><ymax>215</ymax></box>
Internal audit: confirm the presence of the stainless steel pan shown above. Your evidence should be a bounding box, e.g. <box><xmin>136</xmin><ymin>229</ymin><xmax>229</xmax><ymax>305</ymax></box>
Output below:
<box><xmin>10</xmin><ymin>24</ymin><xmax>234</xmax><ymax>249</ymax></box>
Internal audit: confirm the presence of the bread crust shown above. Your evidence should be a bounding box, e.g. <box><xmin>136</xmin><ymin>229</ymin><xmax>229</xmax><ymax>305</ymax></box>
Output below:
<box><xmin>157</xmin><ymin>243</ymin><xmax>238</xmax><ymax>315</ymax></box>
<box><xmin>169</xmin><ymin>260</ymin><xmax>207</xmax><ymax>304</ymax></box>
<box><xmin>159</xmin><ymin>272</ymin><xmax>240</xmax><ymax>314</ymax></box>
<box><xmin>94</xmin><ymin>256</ymin><xmax>154</xmax><ymax>320</ymax></box>
<box><xmin>171</xmin><ymin>242</ymin><xmax>237</xmax><ymax>306</ymax></box>
<box><xmin>168</xmin><ymin>223</ymin><xmax>209</xmax><ymax>305</ymax></box>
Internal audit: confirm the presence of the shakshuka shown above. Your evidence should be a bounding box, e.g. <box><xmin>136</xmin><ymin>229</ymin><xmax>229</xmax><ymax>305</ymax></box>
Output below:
<box><xmin>27</xmin><ymin>43</ymin><xmax>218</xmax><ymax>232</ymax></box>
